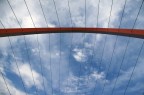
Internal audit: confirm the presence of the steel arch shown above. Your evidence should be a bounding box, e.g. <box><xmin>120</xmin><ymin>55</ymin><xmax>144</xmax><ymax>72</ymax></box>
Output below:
<box><xmin>0</xmin><ymin>28</ymin><xmax>144</xmax><ymax>38</ymax></box>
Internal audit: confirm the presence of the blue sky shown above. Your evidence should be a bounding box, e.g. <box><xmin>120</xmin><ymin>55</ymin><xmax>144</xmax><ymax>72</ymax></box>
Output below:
<box><xmin>0</xmin><ymin>0</ymin><xmax>144</xmax><ymax>95</ymax></box>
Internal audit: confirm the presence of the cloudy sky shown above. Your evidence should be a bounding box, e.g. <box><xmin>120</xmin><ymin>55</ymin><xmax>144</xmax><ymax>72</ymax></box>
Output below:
<box><xmin>0</xmin><ymin>0</ymin><xmax>144</xmax><ymax>95</ymax></box>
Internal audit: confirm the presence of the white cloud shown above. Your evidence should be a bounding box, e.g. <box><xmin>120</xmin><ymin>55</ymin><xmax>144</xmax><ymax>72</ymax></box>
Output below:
<box><xmin>0</xmin><ymin>73</ymin><xmax>26</xmax><ymax>95</ymax></box>
<box><xmin>0</xmin><ymin>38</ymin><xmax>10</xmax><ymax>50</ymax></box>
<box><xmin>0</xmin><ymin>0</ymin><xmax>55</xmax><ymax>28</ymax></box>
<box><xmin>0</xmin><ymin>0</ymin><xmax>143</xmax><ymax>29</ymax></box>
<box><xmin>73</xmin><ymin>48</ymin><xmax>87</xmax><ymax>62</ymax></box>
<box><xmin>114</xmin><ymin>58</ymin><xmax>144</xmax><ymax>88</ymax></box>
<box><xmin>0</xmin><ymin>0</ymin><xmax>129</xmax><ymax>28</ymax></box>
<box><xmin>61</xmin><ymin>71</ymin><xmax>106</xmax><ymax>94</ymax></box>
<box><xmin>91</xmin><ymin>71</ymin><xmax>105</xmax><ymax>80</ymax></box>
<box><xmin>96</xmin><ymin>34</ymin><xmax>103</xmax><ymax>41</ymax></box>
<box><xmin>11</xmin><ymin>62</ymin><xmax>43</xmax><ymax>89</ymax></box>
<box><xmin>48</xmin><ymin>23</ymin><xmax>56</xmax><ymax>27</ymax></box>
<box><xmin>84</xmin><ymin>42</ymin><xmax>93</xmax><ymax>48</ymax></box>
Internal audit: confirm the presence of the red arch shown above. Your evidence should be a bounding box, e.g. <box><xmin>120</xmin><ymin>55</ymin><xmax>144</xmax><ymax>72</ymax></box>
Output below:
<box><xmin>0</xmin><ymin>28</ymin><xmax>144</xmax><ymax>38</ymax></box>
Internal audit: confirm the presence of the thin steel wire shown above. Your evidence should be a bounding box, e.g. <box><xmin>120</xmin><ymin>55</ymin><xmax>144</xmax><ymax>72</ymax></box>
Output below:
<box><xmin>92</xmin><ymin>0</ymin><xmax>101</xmax><ymax>92</ymax></box>
<box><xmin>100</xmin><ymin>0</ymin><xmax>127</xmax><ymax>93</ymax></box>
<box><xmin>110</xmin><ymin>0</ymin><xmax>127</xmax><ymax>94</ymax></box>
<box><xmin>75</xmin><ymin>32</ymin><xmax>86</xmax><ymax>95</ymax></box>
<box><xmin>84</xmin><ymin>35</ymin><xmax>97</xmax><ymax>94</ymax></box>
<box><xmin>83</xmin><ymin>0</ymin><xmax>102</xmax><ymax>94</ymax></box>
<box><xmin>23</xmin><ymin>0</ymin><xmax>48</xmax><ymax>95</ymax></box>
<box><xmin>111</xmin><ymin>0</ymin><xmax>144</xmax><ymax>95</ymax></box>
<box><xmin>38</xmin><ymin>0</ymin><xmax>48</xmax><ymax>27</ymax></box>
<box><xmin>65</xmin><ymin>0</ymin><xmax>74</xmax><ymax>94</ymax></box>
<box><xmin>37</xmin><ymin>0</ymin><xmax>52</xmax><ymax>95</ymax></box>
<box><xmin>51</xmin><ymin>0</ymin><xmax>61</xmax><ymax>94</ymax></box>
<box><xmin>2</xmin><ymin>1</ymin><xmax>31</xmax><ymax>91</ymax></box>
<box><xmin>75</xmin><ymin>35</ymin><xmax>86</xmax><ymax>94</ymax></box>
<box><xmin>59</xmin><ymin>28</ymin><xmax>62</xmax><ymax>95</ymax></box>
<box><xmin>85</xmin><ymin>0</ymin><xmax>86</xmax><ymax>28</ymax></box>
<box><xmin>99</xmin><ymin>0</ymin><xmax>119</xmax><ymax>95</ymax></box>
<box><xmin>6</xmin><ymin>1</ymin><xmax>47</xmax><ymax>95</ymax></box>
<box><xmin>0</xmin><ymin>68</ymin><xmax>12</xmax><ymax>95</ymax></box>
<box><xmin>49</xmin><ymin>34</ymin><xmax>53</xmax><ymax>95</ymax></box>
<box><xmin>123</xmin><ymin>1</ymin><xmax>144</xmax><ymax>95</ymax></box>
<box><xmin>124</xmin><ymin>41</ymin><xmax>144</xmax><ymax>95</ymax></box>
<box><xmin>0</xmin><ymin>20</ymin><xmax>27</xmax><ymax>95</ymax></box>
<box><xmin>38</xmin><ymin>0</ymin><xmax>54</xmax><ymax>94</ymax></box>
<box><xmin>92</xmin><ymin>0</ymin><xmax>113</xmax><ymax>94</ymax></box>
<box><xmin>36</xmin><ymin>35</ymin><xmax>47</xmax><ymax>95</ymax></box>
<box><xmin>23</xmin><ymin>0</ymin><xmax>36</xmax><ymax>28</ymax></box>
<box><xmin>76</xmin><ymin>0</ymin><xmax>86</xmax><ymax>94</ymax></box>
<box><xmin>52</xmin><ymin>0</ymin><xmax>61</xmax><ymax>27</ymax></box>
<box><xmin>97</xmin><ymin>0</ymin><xmax>101</xmax><ymax>28</ymax></box>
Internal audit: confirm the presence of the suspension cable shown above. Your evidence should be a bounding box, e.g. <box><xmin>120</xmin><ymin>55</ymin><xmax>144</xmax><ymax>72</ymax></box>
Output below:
<box><xmin>111</xmin><ymin>0</ymin><xmax>144</xmax><ymax>95</ymax></box>
<box><xmin>76</xmin><ymin>0</ymin><xmax>86</xmax><ymax>94</ymax></box>
<box><xmin>101</xmin><ymin>0</ymin><xmax>127</xmax><ymax>94</ymax></box>
<box><xmin>123</xmin><ymin>0</ymin><xmax>144</xmax><ymax>95</ymax></box>
<box><xmin>110</xmin><ymin>0</ymin><xmax>128</xmax><ymax>94</ymax></box>
<box><xmin>0</xmin><ymin>68</ymin><xmax>12</xmax><ymax>95</ymax></box>
<box><xmin>0</xmin><ymin>20</ymin><xmax>27</xmax><ymax>95</ymax></box>
<box><xmin>37</xmin><ymin>0</ymin><xmax>51</xmax><ymax>95</ymax></box>
<box><xmin>92</xmin><ymin>0</ymin><xmax>113</xmax><ymax>94</ymax></box>
<box><xmin>51</xmin><ymin>0</ymin><xmax>61</xmax><ymax>94</ymax></box>
<box><xmin>65</xmin><ymin>0</ymin><xmax>74</xmax><ymax>94</ymax></box>
<box><xmin>84</xmin><ymin>0</ymin><xmax>102</xmax><ymax>94</ymax></box>
<box><xmin>23</xmin><ymin>0</ymin><xmax>47</xmax><ymax>94</ymax></box>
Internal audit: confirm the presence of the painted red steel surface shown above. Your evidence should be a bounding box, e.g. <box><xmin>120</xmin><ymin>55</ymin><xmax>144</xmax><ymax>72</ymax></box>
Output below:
<box><xmin>0</xmin><ymin>28</ymin><xmax>144</xmax><ymax>38</ymax></box>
